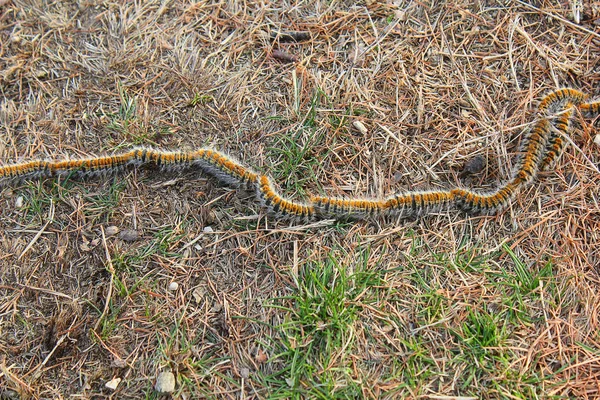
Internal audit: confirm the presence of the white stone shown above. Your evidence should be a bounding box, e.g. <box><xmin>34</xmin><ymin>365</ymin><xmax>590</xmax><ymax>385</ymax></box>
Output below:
<box><xmin>352</xmin><ymin>120</ymin><xmax>368</xmax><ymax>134</ymax></box>
<box><xmin>105</xmin><ymin>377</ymin><xmax>121</xmax><ymax>390</ymax></box>
<box><xmin>105</xmin><ymin>225</ymin><xmax>119</xmax><ymax>236</ymax></box>
<box><xmin>155</xmin><ymin>371</ymin><xmax>176</xmax><ymax>393</ymax></box>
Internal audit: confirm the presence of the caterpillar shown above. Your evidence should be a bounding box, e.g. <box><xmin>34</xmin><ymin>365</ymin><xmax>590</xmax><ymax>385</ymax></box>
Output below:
<box><xmin>0</xmin><ymin>88</ymin><xmax>598</xmax><ymax>222</ymax></box>
<box><xmin>539</xmin><ymin>103</ymin><xmax>575</xmax><ymax>171</ymax></box>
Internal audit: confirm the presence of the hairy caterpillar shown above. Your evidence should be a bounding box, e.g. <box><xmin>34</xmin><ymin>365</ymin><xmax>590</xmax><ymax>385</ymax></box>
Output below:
<box><xmin>537</xmin><ymin>88</ymin><xmax>588</xmax><ymax>112</ymax></box>
<box><xmin>0</xmin><ymin>88</ymin><xmax>598</xmax><ymax>222</ymax></box>
<box><xmin>540</xmin><ymin>103</ymin><xmax>575</xmax><ymax>171</ymax></box>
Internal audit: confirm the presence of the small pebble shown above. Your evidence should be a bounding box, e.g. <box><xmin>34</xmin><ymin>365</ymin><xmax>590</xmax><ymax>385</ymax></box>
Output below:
<box><xmin>111</xmin><ymin>357</ymin><xmax>127</xmax><ymax>368</ymax></box>
<box><xmin>395</xmin><ymin>10</ymin><xmax>407</xmax><ymax>21</ymax></box>
<box><xmin>352</xmin><ymin>120</ymin><xmax>368</xmax><ymax>135</ymax></box>
<box><xmin>594</xmin><ymin>134</ymin><xmax>600</xmax><ymax>148</ymax></box>
<box><xmin>192</xmin><ymin>286</ymin><xmax>206</xmax><ymax>304</ymax></box>
<box><xmin>462</xmin><ymin>155</ymin><xmax>486</xmax><ymax>175</ymax></box>
<box><xmin>155</xmin><ymin>371</ymin><xmax>176</xmax><ymax>393</ymax></box>
<box><xmin>168</xmin><ymin>282</ymin><xmax>179</xmax><ymax>291</ymax></box>
<box><xmin>15</xmin><ymin>196</ymin><xmax>24</xmax><ymax>208</ymax></box>
<box><xmin>119</xmin><ymin>229</ymin><xmax>141</xmax><ymax>242</ymax></box>
<box><xmin>105</xmin><ymin>377</ymin><xmax>121</xmax><ymax>390</ymax></box>
<box><xmin>105</xmin><ymin>225</ymin><xmax>119</xmax><ymax>236</ymax></box>
<box><xmin>203</xmin><ymin>226</ymin><xmax>214</xmax><ymax>233</ymax></box>
<box><xmin>392</xmin><ymin>170</ymin><xmax>404</xmax><ymax>184</ymax></box>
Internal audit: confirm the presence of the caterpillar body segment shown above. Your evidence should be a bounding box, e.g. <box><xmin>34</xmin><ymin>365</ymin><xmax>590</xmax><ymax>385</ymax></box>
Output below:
<box><xmin>71</xmin><ymin>154</ymin><xmax>133</xmax><ymax>174</ymax></box>
<box><xmin>385</xmin><ymin>191</ymin><xmax>455</xmax><ymax>218</ymax></box>
<box><xmin>452</xmin><ymin>183</ymin><xmax>519</xmax><ymax>215</ymax></box>
<box><xmin>130</xmin><ymin>148</ymin><xmax>155</xmax><ymax>165</ymax></box>
<box><xmin>513</xmin><ymin>119</ymin><xmax>551</xmax><ymax>185</ymax></box>
<box><xmin>191</xmin><ymin>149</ymin><xmax>259</xmax><ymax>189</ymax></box>
<box><xmin>310</xmin><ymin>196</ymin><xmax>387</xmax><ymax>220</ymax></box>
<box><xmin>256</xmin><ymin>175</ymin><xmax>315</xmax><ymax>221</ymax></box>
<box><xmin>0</xmin><ymin>160</ymin><xmax>49</xmax><ymax>180</ymax></box>
<box><xmin>539</xmin><ymin>103</ymin><xmax>574</xmax><ymax>171</ymax></box>
<box><xmin>0</xmin><ymin>154</ymin><xmax>134</xmax><ymax>183</ymax></box>
<box><xmin>310</xmin><ymin>190</ymin><xmax>456</xmax><ymax>220</ymax></box>
<box><xmin>1</xmin><ymin>87</ymin><xmax>598</xmax><ymax>222</ymax></box>
<box><xmin>153</xmin><ymin>151</ymin><xmax>192</xmax><ymax>168</ymax></box>
<box><xmin>132</xmin><ymin>149</ymin><xmax>192</xmax><ymax>170</ymax></box>
<box><xmin>579</xmin><ymin>100</ymin><xmax>600</xmax><ymax>119</ymax></box>
<box><xmin>538</xmin><ymin>88</ymin><xmax>588</xmax><ymax>113</ymax></box>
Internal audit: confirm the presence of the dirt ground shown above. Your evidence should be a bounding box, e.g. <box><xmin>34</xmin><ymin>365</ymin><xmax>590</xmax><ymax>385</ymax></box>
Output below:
<box><xmin>1</xmin><ymin>0</ymin><xmax>599</xmax><ymax>398</ymax></box>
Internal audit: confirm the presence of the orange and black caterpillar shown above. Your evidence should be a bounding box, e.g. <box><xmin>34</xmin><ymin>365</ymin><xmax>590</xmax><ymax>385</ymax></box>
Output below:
<box><xmin>1</xmin><ymin>88</ymin><xmax>598</xmax><ymax>222</ymax></box>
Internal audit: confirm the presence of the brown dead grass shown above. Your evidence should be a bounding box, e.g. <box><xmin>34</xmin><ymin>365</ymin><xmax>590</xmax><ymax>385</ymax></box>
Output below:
<box><xmin>0</xmin><ymin>0</ymin><xmax>599</xmax><ymax>398</ymax></box>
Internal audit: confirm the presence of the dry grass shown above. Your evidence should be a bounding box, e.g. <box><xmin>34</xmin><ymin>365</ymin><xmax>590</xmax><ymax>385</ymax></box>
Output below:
<box><xmin>0</xmin><ymin>0</ymin><xmax>599</xmax><ymax>398</ymax></box>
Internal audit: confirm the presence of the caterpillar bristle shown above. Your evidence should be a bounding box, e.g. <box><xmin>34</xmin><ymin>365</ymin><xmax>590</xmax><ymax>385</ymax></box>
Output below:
<box><xmin>451</xmin><ymin>183</ymin><xmax>517</xmax><ymax>215</ymax></box>
<box><xmin>257</xmin><ymin>175</ymin><xmax>314</xmax><ymax>221</ymax></box>
<box><xmin>513</xmin><ymin>119</ymin><xmax>551</xmax><ymax>186</ymax></box>
<box><xmin>311</xmin><ymin>196</ymin><xmax>386</xmax><ymax>220</ymax></box>
<box><xmin>540</xmin><ymin>104</ymin><xmax>574</xmax><ymax>171</ymax></box>
<box><xmin>538</xmin><ymin>88</ymin><xmax>587</xmax><ymax>113</ymax></box>
<box><xmin>1</xmin><ymin>88</ymin><xmax>598</xmax><ymax>223</ymax></box>
<box><xmin>191</xmin><ymin>149</ymin><xmax>259</xmax><ymax>189</ymax></box>
<box><xmin>579</xmin><ymin>100</ymin><xmax>600</xmax><ymax>119</ymax></box>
